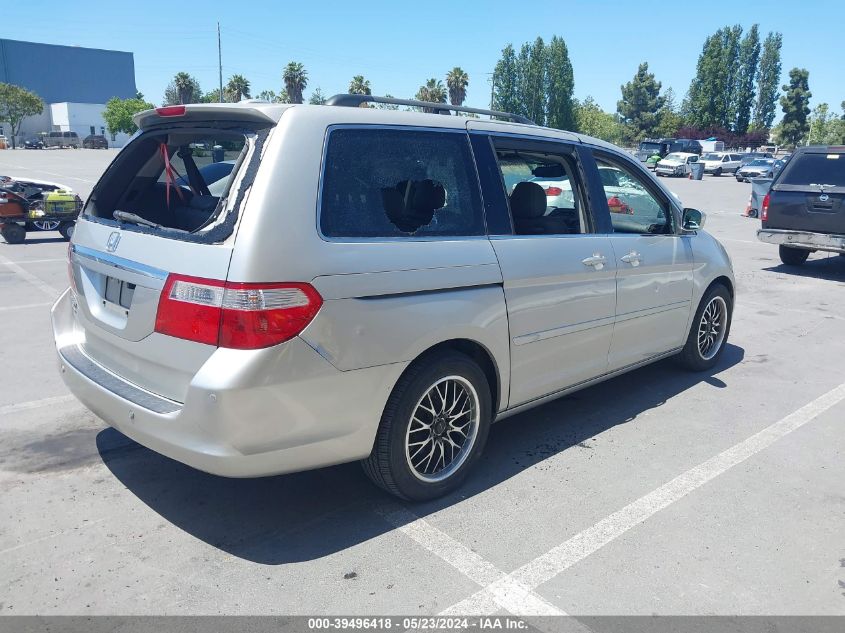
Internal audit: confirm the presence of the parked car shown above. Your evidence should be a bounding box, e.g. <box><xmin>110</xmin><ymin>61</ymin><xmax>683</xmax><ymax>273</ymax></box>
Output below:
<box><xmin>736</xmin><ymin>158</ymin><xmax>777</xmax><ymax>182</ymax></box>
<box><xmin>43</xmin><ymin>131</ymin><xmax>80</xmax><ymax>148</ymax></box>
<box><xmin>82</xmin><ymin>135</ymin><xmax>109</xmax><ymax>149</ymax></box>
<box><xmin>52</xmin><ymin>97</ymin><xmax>734</xmax><ymax>500</ymax></box>
<box><xmin>758</xmin><ymin>145</ymin><xmax>845</xmax><ymax>266</ymax></box>
<box><xmin>23</xmin><ymin>137</ymin><xmax>45</xmax><ymax>149</ymax></box>
<box><xmin>740</xmin><ymin>152</ymin><xmax>774</xmax><ymax>166</ymax></box>
<box><xmin>655</xmin><ymin>152</ymin><xmax>699</xmax><ymax>177</ymax></box>
<box><xmin>701</xmin><ymin>152</ymin><xmax>743</xmax><ymax>176</ymax></box>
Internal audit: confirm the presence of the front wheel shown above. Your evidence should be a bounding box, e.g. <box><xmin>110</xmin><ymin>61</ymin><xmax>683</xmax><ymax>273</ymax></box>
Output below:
<box><xmin>58</xmin><ymin>221</ymin><xmax>75</xmax><ymax>241</ymax></box>
<box><xmin>677</xmin><ymin>284</ymin><xmax>733</xmax><ymax>371</ymax></box>
<box><xmin>362</xmin><ymin>351</ymin><xmax>492</xmax><ymax>500</ymax></box>
<box><xmin>779</xmin><ymin>245</ymin><xmax>809</xmax><ymax>266</ymax></box>
<box><xmin>714</xmin><ymin>167</ymin><xmax>723</xmax><ymax>176</ymax></box>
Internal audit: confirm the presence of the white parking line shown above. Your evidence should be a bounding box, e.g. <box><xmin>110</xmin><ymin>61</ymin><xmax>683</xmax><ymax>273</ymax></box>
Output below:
<box><xmin>0</xmin><ymin>253</ymin><xmax>62</xmax><ymax>299</ymax></box>
<box><xmin>0</xmin><ymin>301</ymin><xmax>52</xmax><ymax>313</ymax></box>
<box><xmin>2</xmin><ymin>258</ymin><xmax>66</xmax><ymax>265</ymax></box>
<box><xmin>376</xmin><ymin>505</ymin><xmax>566</xmax><ymax>616</ymax></box>
<box><xmin>0</xmin><ymin>394</ymin><xmax>75</xmax><ymax>417</ymax></box>
<box><xmin>442</xmin><ymin>381</ymin><xmax>845</xmax><ymax>615</ymax></box>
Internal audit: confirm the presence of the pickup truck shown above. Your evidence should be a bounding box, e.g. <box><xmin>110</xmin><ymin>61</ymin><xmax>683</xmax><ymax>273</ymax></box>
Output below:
<box><xmin>757</xmin><ymin>145</ymin><xmax>845</xmax><ymax>265</ymax></box>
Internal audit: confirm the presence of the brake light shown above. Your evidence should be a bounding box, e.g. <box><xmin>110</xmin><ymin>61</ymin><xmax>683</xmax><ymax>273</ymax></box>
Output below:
<box><xmin>545</xmin><ymin>187</ymin><xmax>563</xmax><ymax>196</ymax></box>
<box><xmin>761</xmin><ymin>193</ymin><xmax>770</xmax><ymax>221</ymax></box>
<box><xmin>154</xmin><ymin>274</ymin><xmax>322</xmax><ymax>349</ymax></box>
<box><xmin>156</xmin><ymin>105</ymin><xmax>186</xmax><ymax>117</ymax></box>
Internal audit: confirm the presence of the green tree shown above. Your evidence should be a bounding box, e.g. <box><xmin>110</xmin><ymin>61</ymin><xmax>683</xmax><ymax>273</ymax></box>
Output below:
<box><xmin>545</xmin><ymin>36</ymin><xmax>575</xmax><ymax>130</ymax></box>
<box><xmin>201</xmin><ymin>88</ymin><xmax>223</xmax><ymax>103</ymax></box>
<box><xmin>575</xmin><ymin>97</ymin><xmax>623</xmax><ymax>144</ymax></box>
<box><xmin>348</xmin><ymin>75</ymin><xmax>372</xmax><ymax>95</ymax></box>
<box><xmin>257</xmin><ymin>89</ymin><xmax>286</xmax><ymax>103</ymax></box>
<box><xmin>446</xmin><ymin>67</ymin><xmax>469</xmax><ymax>106</ymax></box>
<box><xmin>225</xmin><ymin>74</ymin><xmax>251</xmax><ymax>102</ymax></box>
<box><xmin>617</xmin><ymin>62</ymin><xmax>665</xmax><ymax>141</ymax></box>
<box><xmin>309</xmin><ymin>88</ymin><xmax>326</xmax><ymax>105</ymax></box>
<box><xmin>415</xmin><ymin>79</ymin><xmax>447</xmax><ymax>112</ymax></box>
<box><xmin>102</xmin><ymin>96</ymin><xmax>155</xmax><ymax>136</ymax></box>
<box><xmin>721</xmin><ymin>25</ymin><xmax>743</xmax><ymax>129</ymax></box>
<box><xmin>779</xmin><ymin>67</ymin><xmax>811</xmax><ymax>147</ymax></box>
<box><xmin>733</xmin><ymin>24</ymin><xmax>760</xmax><ymax>133</ymax></box>
<box><xmin>373</xmin><ymin>93</ymin><xmax>400</xmax><ymax>110</ymax></box>
<box><xmin>806</xmin><ymin>103</ymin><xmax>845</xmax><ymax>145</ymax></box>
<box><xmin>686</xmin><ymin>27</ymin><xmax>739</xmax><ymax>129</ymax></box>
<box><xmin>655</xmin><ymin>87</ymin><xmax>684</xmax><ymax>138</ymax></box>
<box><xmin>492</xmin><ymin>44</ymin><xmax>519</xmax><ymax>115</ymax></box>
<box><xmin>753</xmin><ymin>32</ymin><xmax>782</xmax><ymax>129</ymax></box>
<box><xmin>283</xmin><ymin>62</ymin><xmax>308</xmax><ymax>104</ymax></box>
<box><xmin>516</xmin><ymin>37</ymin><xmax>546</xmax><ymax>124</ymax></box>
<box><xmin>0</xmin><ymin>83</ymin><xmax>44</xmax><ymax>148</ymax></box>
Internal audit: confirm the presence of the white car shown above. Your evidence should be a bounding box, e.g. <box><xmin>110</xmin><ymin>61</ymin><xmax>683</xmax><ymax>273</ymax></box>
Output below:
<box><xmin>655</xmin><ymin>152</ymin><xmax>699</xmax><ymax>177</ymax></box>
<box><xmin>701</xmin><ymin>152</ymin><xmax>743</xmax><ymax>176</ymax></box>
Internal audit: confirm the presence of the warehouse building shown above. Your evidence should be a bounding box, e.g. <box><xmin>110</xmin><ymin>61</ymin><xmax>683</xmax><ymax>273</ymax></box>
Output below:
<box><xmin>0</xmin><ymin>38</ymin><xmax>137</xmax><ymax>147</ymax></box>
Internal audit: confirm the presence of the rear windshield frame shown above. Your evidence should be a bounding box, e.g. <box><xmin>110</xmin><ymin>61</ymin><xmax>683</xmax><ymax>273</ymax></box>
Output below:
<box><xmin>773</xmin><ymin>150</ymin><xmax>845</xmax><ymax>191</ymax></box>
<box><xmin>82</xmin><ymin>122</ymin><xmax>271</xmax><ymax>244</ymax></box>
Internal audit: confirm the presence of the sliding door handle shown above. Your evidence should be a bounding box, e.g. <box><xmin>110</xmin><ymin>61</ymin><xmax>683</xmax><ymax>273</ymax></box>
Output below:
<box><xmin>620</xmin><ymin>251</ymin><xmax>642</xmax><ymax>266</ymax></box>
<box><xmin>581</xmin><ymin>254</ymin><xmax>607</xmax><ymax>270</ymax></box>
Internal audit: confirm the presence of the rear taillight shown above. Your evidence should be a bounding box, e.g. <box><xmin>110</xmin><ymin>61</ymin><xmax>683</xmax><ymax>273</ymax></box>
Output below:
<box><xmin>156</xmin><ymin>105</ymin><xmax>186</xmax><ymax>117</ymax></box>
<box><xmin>545</xmin><ymin>187</ymin><xmax>562</xmax><ymax>196</ymax></box>
<box><xmin>154</xmin><ymin>274</ymin><xmax>322</xmax><ymax>349</ymax></box>
<box><xmin>761</xmin><ymin>193</ymin><xmax>770</xmax><ymax>221</ymax></box>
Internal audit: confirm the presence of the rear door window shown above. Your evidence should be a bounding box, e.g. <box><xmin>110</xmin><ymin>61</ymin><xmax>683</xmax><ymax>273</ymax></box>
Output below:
<box><xmin>320</xmin><ymin>127</ymin><xmax>484</xmax><ymax>238</ymax></box>
<box><xmin>778</xmin><ymin>152</ymin><xmax>845</xmax><ymax>188</ymax></box>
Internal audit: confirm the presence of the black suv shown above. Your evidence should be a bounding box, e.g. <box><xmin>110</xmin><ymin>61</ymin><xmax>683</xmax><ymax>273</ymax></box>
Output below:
<box><xmin>757</xmin><ymin>145</ymin><xmax>845</xmax><ymax>265</ymax></box>
<box><xmin>83</xmin><ymin>135</ymin><xmax>109</xmax><ymax>149</ymax></box>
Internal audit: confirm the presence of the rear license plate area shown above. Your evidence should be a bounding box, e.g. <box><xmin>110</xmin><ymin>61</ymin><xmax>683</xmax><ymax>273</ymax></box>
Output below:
<box><xmin>104</xmin><ymin>276</ymin><xmax>135</xmax><ymax>310</ymax></box>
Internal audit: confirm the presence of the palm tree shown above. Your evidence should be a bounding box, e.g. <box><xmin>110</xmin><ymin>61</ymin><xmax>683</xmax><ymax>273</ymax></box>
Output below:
<box><xmin>415</xmin><ymin>79</ymin><xmax>447</xmax><ymax>113</ymax></box>
<box><xmin>168</xmin><ymin>72</ymin><xmax>200</xmax><ymax>105</ymax></box>
<box><xmin>283</xmin><ymin>62</ymin><xmax>308</xmax><ymax>104</ymax></box>
<box><xmin>446</xmin><ymin>67</ymin><xmax>469</xmax><ymax>106</ymax></box>
<box><xmin>348</xmin><ymin>75</ymin><xmax>372</xmax><ymax>95</ymax></box>
<box><xmin>225</xmin><ymin>74</ymin><xmax>251</xmax><ymax>102</ymax></box>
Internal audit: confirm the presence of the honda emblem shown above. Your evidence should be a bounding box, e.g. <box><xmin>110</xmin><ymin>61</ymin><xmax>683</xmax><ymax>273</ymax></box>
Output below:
<box><xmin>106</xmin><ymin>232</ymin><xmax>121</xmax><ymax>252</ymax></box>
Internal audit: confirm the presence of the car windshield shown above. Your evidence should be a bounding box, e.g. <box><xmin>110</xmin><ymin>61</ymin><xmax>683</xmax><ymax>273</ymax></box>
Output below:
<box><xmin>639</xmin><ymin>142</ymin><xmax>661</xmax><ymax>151</ymax></box>
<box><xmin>663</xmin><ymin>153</ymin><xmax>685</xmax><ymax>161</ymax></box>
<box><xmin>702</xmin><ymin>153</ymin><xmax>722</xmax><ymax>161</ymax></box>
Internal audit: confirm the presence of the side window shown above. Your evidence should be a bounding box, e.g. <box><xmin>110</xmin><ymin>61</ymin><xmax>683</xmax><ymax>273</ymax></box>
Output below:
<box><xmin>320</xmin><ymin>128</ymin><xmax>484</xmax><ymax>238</ymax></box>
<box><xmin>494</xmin><ymin>147</ymin><xmax>586</xmax><ymax>235</ymax></box>
<box><xmin>594</xmin><ymin>156</ymin><xmax>673</xmax><ymax>235</ymax></box>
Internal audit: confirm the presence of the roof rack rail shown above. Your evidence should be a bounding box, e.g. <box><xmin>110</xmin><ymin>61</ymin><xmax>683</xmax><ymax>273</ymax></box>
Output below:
<box><xmin>324</xmin><ymin>94</ymin><xmax>534</xmax><ymax>125</ymax></box>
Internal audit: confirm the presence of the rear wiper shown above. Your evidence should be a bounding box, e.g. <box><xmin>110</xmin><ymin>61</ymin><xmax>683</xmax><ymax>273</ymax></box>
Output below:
<box><xmin>113</xmin><ymin>210</ymin><xmax>162</xmax><ymax>229</ymax></box>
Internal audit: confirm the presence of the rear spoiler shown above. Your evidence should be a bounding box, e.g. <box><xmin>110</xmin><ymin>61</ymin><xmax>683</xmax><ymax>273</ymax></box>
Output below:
<box><xmin>134</xmin><ymin>103</ymin><xmax>283</xmax><ymax>130</ymax></box>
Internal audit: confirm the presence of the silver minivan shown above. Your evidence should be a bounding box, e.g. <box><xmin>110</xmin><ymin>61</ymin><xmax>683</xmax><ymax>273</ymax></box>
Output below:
<box><xmin>52</xmin><ymin>96</ymin><xmax>734</xmax><ymax>500</ymax></box>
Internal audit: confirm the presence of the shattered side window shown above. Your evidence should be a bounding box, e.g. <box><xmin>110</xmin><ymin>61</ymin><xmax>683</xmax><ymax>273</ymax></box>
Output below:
<box><xmin>320</xmin><ymin>128</ymin><xmax>484</xmax><ymax>238</ymax></box>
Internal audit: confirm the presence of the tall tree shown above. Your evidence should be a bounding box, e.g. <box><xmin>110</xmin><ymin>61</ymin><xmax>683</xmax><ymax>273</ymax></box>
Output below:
<box><xmin>617</xmin><ymin>62</ymin><xmax>666</xmax><ymax>141</ymax></box>
<box><xmin>655</xmin><ymin>87</ymin><xmax>684</xmax><ymax>138</ymax></box>
<box><xmin>721</xmin><ymin>25</ymin><xmax>743</xmax><ymax>129</ymax></box>
<box><xmin>102</xmin><ymin>96</ymin><xmax>154</xmax><ymax>136</ymax></box>
<box><xmin>545</xmin><ymin>36</ymin><xmax>575</xmax><ymax>130</ymax></box>
<box><xmin>753</xmin><ymin>32</ymin><xmax>783</xmax><ymax>129</ymax></box>
<box><xmin>779</xmin><ymin>68</ymin><xmax>812</xmax><ymax>146</ymax></box>
<box><xmin>283</xmin><ymin>62</ymin><xmax>308</xmax><ymax>104</ymax></box>
<box><xmin>164</xmin><ymin>72</ymin><xmax>201</xmax><ymax>105</ymax></box>
<box><xmin>733</xmin><ymin>24</ymin><xmax>760</xmax><ymax>132</ymax></box>
<box><xmin>0</xmin><ymin>83</ymin><xmax>44</xmax><ymax>148</ymax></box>
<box><xmin>348</xmin><ymin>75</ymin><xmax>372</xmax><ymax>95</ymax></box>
<box><xmin>415</xmin><ymin>79</ymin><xmax>447</xmax><ymax>112</ymax></box>
<box><xmin>492</xmin><ymin>44</ymin><xmax>519</xmax><ymax>115</ymax></box>
<box><xmin>516</xmin><ymin>37</ymin><xmax>546</xmax><ymax>124</ymax></box>
<box><xmin>309</xmin><ymin>88</ymin><xmax>326</xmax><ymax>105</ymax></box>
<box><xmin>446</xmin><ymin>67</ymin><xmax>469</xmax><ymax>106</ymax></box>
<box><xmin>225</xmin><ymin>74</ymin><xmax>251</xmax><ymax>102</ymax></box>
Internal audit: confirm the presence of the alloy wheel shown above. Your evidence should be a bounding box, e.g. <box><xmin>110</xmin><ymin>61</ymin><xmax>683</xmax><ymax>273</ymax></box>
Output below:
<box><xmin>698</xmin><ymin>296</ymin><xmax>728</xmax><ymax>360</ymax></box>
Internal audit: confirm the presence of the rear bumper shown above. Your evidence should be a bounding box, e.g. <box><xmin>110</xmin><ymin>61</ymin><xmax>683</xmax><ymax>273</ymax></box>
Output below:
<box><xmin>757</xmin><ymin>229</ymin><xmax>845</xmax><ymax>254</ymax></box>
<box><xmin>52</xmin><ymin>289</ymin><xmax>407</xmax><ymax>478</ymax></box>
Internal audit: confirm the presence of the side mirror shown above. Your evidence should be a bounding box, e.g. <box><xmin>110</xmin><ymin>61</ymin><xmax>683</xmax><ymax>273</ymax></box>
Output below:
<box><xmin>682</xmin><ymin>208</ymin><xmax>706</xmax><ymax>231</ymax></box>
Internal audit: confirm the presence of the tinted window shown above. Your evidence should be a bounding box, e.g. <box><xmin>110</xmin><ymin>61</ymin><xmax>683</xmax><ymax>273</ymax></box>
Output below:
<box><xmin>779</xmin><ymin>152</ymin><xmax>845</xmax><ymax>187</ymax></box>
<box><xmin>320</xmin><ymin>128</ymin><xmax>484</xmax><ymax>238</ymax></box>
<box><xmin>594</xmin><ymin>155</ymin><xmax>672</xmax><ymax>235</ymax></box>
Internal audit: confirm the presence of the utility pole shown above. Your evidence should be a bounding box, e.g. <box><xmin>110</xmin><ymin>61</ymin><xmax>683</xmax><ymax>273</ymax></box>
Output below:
<box><xmin>218</xmin><ymin>22</ymin><xmax>224</xmax><ymax>103</ymax></box>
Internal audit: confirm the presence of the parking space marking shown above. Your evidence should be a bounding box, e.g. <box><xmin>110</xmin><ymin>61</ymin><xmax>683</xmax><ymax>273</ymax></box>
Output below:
<box><xmin>375</xmin><ymin>505</ymin><xmax>566</xmax><ymax>616</ymax></box>
<box><xmin>442</xmin><ymin>381</ymin><xmax>845</xmax><ymax>615</ymax></box>
<box><xmin>0</xmin><ymin>518</ymin><xmax>105</xmax><ymax>557</ymax></box>
<box><xmin>1</xmin><ymin>258</ymin><xmax>66</xmax><ymax>265</ymax></box>
<box><xmin>0</xmin><ymin>394</ymin><xmax>75</xmax><ymax>417</ymax></box>
<box><xmin>0</xmin><ymin>301</ymin><xmax>52</xmax><ymax>313</ymax></box>
<box><xmin>0</xmin><ymin>253</ymin><xmax>62</xmax><ymax>299</ymax></box>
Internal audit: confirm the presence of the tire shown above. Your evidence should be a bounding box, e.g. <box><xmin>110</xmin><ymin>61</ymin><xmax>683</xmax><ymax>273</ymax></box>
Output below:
<box><xmin>677</xmin><ymin>283</ymin><xmax>733</xmax><ymax>371</ymax></box>
<box><xmin>0</xmin><ymin>223</ymin><xmax>26</xmax><ymax>245</ymax></box>
<box><xmin>362</xmin><ymin>351</ymin><xmax>492</xmax><ymax>500</ymax></box>
<box><xmin>33</xmin><ymin>220</ymin><xmax>61</xmax><ymax>231</ymax></box>
<box><xmin>58</xmin><ymin>221</ymin><xmax>75</xmax><ymax>241</ymax></box>
<box><xmin>714</xmin><ymin>167</ymin><xmax>722</xmax><ymax>176</ymax></box>
<box><xmin>779</xmin><ymin>245</ymin><xmax>810</xmax><ymax>266</ymax></box>
<box><xmin>748</xmin><ymin>209</ymin><xmax>758</xmax><ymax>218</ymax></box>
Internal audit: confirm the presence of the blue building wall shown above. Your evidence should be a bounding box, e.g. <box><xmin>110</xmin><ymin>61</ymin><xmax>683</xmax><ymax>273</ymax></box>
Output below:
<box><xmin>0</xmin><ymin>38</ymin><xmax>136</xmax><ymax>103</ymax></box>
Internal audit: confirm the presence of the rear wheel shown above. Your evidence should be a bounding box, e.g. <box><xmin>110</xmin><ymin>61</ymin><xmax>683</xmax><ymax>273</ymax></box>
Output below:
<box><xmin>779</xmin><ymin>245</ymin><xmax>810</xmax><ymax>266</ymax></box>
<box><xmin>362</xmin><ymin>351</ymin><xmax>492</xmax><ymax>500</ymax></box>
<box><xmin>677</xmin><ymin>284</ymin><xmax>732</xmax><ymax>371</ymax></box>
<box><xmin>0</xmin><ymin>223</ymin><xmax>26</xmax><ymax>244</ymax></box>
<box><xmin>714</xmin><ymin>167</ymin><xmax>722</xmax><ymax>176</ymax></box>
<box><xmin>58</xmin><ymin>221</ymin><xmax>75</xmax><ymax>241</ymax></box>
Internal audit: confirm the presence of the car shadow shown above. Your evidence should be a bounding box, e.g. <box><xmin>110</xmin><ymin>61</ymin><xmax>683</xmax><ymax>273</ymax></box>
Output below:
<box><xmin>99</xmin><ymin>343</ymin><xmax>744</xmax><ymax>565</ymax></box>
<box><xmin>763</xmin><ymin>255</ymin><xmax>845</xmax><ymax>281</ymax></box>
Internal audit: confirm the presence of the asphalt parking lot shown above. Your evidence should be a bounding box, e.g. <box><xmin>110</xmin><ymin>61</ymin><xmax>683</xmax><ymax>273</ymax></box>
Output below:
<box><xmin>1</xmin><ymin>148</ymin><xmax>843</xmax><ymax>616</ymax></box>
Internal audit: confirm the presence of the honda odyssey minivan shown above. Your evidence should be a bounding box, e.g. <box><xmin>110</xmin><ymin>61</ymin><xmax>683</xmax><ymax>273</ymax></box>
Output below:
<box><xmin>52</xmin><ymin>96</ymin><xmax>735</xmax><ymax>500</ymax></box>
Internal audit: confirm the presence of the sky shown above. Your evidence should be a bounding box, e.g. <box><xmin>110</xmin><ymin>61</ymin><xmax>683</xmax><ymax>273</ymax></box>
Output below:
<box><xmin>6</xmin><ymin>0</ymin><xmax>844</xmax><ymax>119</ymax></box>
